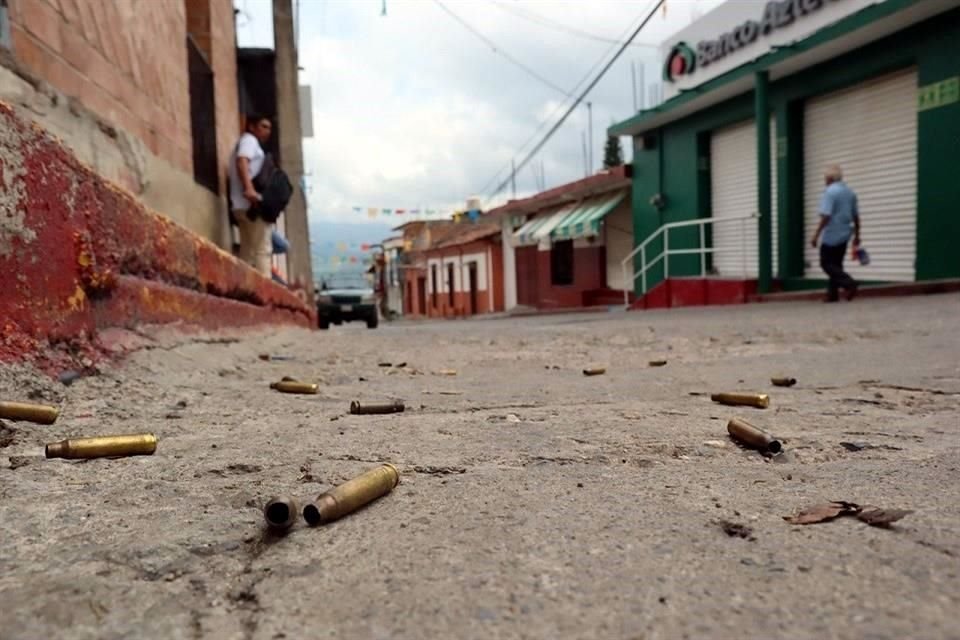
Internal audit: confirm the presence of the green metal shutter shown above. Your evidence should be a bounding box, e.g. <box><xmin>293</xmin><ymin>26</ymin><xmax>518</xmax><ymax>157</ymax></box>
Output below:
<box><xmin>803</xmin><ymin>68</ymin><xmax>918</xmax><ymax>282</ymax></box>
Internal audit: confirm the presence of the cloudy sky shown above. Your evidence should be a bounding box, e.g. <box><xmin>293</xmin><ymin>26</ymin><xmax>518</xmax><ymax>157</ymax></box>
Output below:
<box><xmin>235</xmin><ymin>0</ymin><xmax>724</xmax><ymax>228</ymax></box>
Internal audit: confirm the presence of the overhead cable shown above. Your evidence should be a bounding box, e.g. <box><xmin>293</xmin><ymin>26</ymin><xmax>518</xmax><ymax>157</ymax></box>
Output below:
<box><xmin>483</xmin><ymin>0</ymin><xmax>664</xmax><ymax>206</ymax></box>
<box><xmin>431</xmin><ymin>0</ymin><xmax>574</xmax><ymax>98</ymax></box>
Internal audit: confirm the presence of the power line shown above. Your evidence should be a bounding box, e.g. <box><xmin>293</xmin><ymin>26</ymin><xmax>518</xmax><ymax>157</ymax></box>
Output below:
<box><xmin>487</xmin><ymin>0</ymin><xmax>658</xmax><ymax>50</ymax></box>
<box><xmin>484</xmin><ymin>0</ymin><xmax>665</xmax><ymax>206</ymax></box>
<box><xmin>474</xmin><ymin>4</ymin><xmax>653</xmax><ymax>198</ymax></box>
<box><xmin>431</xmin><ymin>0</ymin><xmax>574</xmax><ymax>98</ymax></box>
<box><xmin>477</xmin><ymin>1</ymin><xmax>660</xmax><ymax>204</ymax></box>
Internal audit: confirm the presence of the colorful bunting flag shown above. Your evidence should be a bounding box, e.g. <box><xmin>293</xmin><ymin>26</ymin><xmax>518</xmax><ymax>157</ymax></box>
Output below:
<box><xmin>382</xmin><ymin>208</ymin><xmax>392</xmax><ymax>215</ymax></box>
<box><xmin>395</xmin><ymin>208</ymin><xmax>405</xmax><ymax>215</ymax></box>
<box><xmin>352</xmin><ymin>206</ymin><xmax>362</xmax><ymax>214</ymax></box>
<box><xmin>367</xmin><ymin>207</ymin><xmax>378</xmax><ymax>219</ymax></box>
<box><xmin>349</xmin><ymin>255</ymin><xmax>358</xmax><ymax>264</ymax></box>
<box><xmin>361</xmin><ymin>243</ymin><xmax>370</xmax><ymax>251</ymax></box>
<box><xmin>337</xmin><ymin>242</ymin><xmax>347</xmax><ymax>252</ymax></box>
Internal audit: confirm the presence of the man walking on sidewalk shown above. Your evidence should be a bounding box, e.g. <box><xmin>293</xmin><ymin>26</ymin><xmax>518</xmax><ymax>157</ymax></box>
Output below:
<box><xmin>811</xmin><ymin>165</ymin><xmax>860</xmax><ymax>302</ymax></box>
<box><xmin>229</xmin><ymin>115</ymin><xmax>273</xmax><ymax>274</ymax></box>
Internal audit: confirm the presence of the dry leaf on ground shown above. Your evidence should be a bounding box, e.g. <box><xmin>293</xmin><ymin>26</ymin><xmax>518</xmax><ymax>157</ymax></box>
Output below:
<box><xmin>857</xmin><ymin>506</ymin><xmax>913</xmax><ymax>527</ymax></box>
<box><xmin>783</xmin><ymin>501</ymin><xmax>861</xmax><ymax>525</ymax></box>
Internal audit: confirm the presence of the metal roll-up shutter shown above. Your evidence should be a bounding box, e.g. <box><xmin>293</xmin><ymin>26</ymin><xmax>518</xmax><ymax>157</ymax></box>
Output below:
<box><xmin>803</xmin><ymin>68</ymin><xmax>918</xmax><ymax>282</ymax></box>
<box><xmin>710</xmin><ymin>119</ymin><xmax>778</xmax><ymax>278</ymax></box>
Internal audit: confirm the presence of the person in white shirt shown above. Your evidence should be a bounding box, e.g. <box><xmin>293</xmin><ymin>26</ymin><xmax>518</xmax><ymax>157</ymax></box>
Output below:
<box><xmin>228</xmin><ymin>115</ymin><xmax>273</xmax><ymax>274</ymax></box>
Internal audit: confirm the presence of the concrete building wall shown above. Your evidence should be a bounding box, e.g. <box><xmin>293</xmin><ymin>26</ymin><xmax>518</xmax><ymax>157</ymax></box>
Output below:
<box><xmin>535</xmin><ymin>238</ymin><xmax>606</xmax><ymax>310</ymax></box>
<box><xmin>1</xmin><ymin>0</ymin><xmax>240</xmax><ymax>249</ymax></box>
<box><xmin>604</xmin><ymin>200</ymin><xmax>634</xmax><ymax>291</ymax></box>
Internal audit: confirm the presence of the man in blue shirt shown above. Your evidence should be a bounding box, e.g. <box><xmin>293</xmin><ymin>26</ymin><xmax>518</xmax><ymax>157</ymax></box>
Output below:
<box><xmin>811</xmin><ymin>165</ymin><xmax>860</xmax><ymax>302</ymax></box>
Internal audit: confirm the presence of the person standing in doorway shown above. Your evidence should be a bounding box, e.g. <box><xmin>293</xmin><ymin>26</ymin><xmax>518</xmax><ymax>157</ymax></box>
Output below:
<box><xmin>229</xmin><ymin>114</ymin><xmax>273</xmax><ymax>274</ymax></box>
<box><xmin>811</xmin><ymin>165</ymin><xmax>860</xmax><ymax>302</ymax></box>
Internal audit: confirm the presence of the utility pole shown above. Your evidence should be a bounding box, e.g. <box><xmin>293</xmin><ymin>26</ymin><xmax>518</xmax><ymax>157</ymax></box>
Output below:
<box><xmin>273</xmin><ymin>0</ymin><xmax>314</xmax><ymax>303</ymax></box>
<box><xmin>631</xmin><ymin>61</ymin><xmax>638</xmax><ymax>112</ymax></box>
<box><xmin>638</xmin><ymin>62</ymin><xmax>646</xmax><ymax>110</ymax></box>
<box><xmin>587</xmin><ymin>101</ymin><xmax>593</xmax><ymax>175</ymax></box>
<box><xmin>581</xmin><ymin>131</ymin><xmax>588</xmax><ymax>178</ymax></box>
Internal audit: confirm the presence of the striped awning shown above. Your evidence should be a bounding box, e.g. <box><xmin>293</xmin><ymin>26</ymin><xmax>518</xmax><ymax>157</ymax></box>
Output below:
<box><xmin>550</xmin><ymin>191</ymin><xmax>627</xmax><ymax>240</ymax></box>
<box><xmin>512</xmin><ymin>203</ymin><xmax>577</xmax><ymax>247</ymax></box>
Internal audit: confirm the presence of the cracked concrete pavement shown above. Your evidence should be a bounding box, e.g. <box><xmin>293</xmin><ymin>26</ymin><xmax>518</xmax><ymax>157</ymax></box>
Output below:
<box><xmin>1</xmin><ymin>294</ymin><xmax>959</xmax><ymax>639</ymax></box>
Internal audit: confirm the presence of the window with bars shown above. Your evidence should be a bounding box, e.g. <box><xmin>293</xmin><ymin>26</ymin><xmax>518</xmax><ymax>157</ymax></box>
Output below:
<box><xmin>187</xmin><ymin>35</ymin><xmax>219</xmax><ymax>193</ymax></box>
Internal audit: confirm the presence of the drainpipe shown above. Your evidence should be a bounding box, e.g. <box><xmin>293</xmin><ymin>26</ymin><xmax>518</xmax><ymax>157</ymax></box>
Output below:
<box><xmin>755</xmin><ymin>70</ymin><xmax>773</xmax><ymax>294</ymax></box>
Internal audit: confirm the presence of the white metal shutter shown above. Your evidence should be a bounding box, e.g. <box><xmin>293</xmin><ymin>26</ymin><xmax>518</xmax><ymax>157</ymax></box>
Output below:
<box><xmin>710</xmin><ymin>119</ymin><xmax>778</xmax><ymax>278</ymax></box>
<box><xmin>803</xmin><ymin>69</ymin><xmax>918</xmax><ymax>282</ymax></box>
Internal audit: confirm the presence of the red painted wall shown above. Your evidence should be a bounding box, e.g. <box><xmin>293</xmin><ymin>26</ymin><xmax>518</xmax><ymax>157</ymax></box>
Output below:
<box><xmin>0</xmin><ymin>102</ymin><xmax>312</xmax><ymax>372</ymax></box>
<box><xmin>534</xmin><ymin>244</ymin><xmax>606</xmax><ymax>309</ymax></box>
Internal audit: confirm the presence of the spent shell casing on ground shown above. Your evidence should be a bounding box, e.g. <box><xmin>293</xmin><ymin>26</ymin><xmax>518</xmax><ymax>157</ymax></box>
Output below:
<box><xmin>45</xmin><ymin>433</ymin><xmax>158</xmax><ymax>459</ymax></box>
<box><xmin>349</xmin><ymin>400</ymin><xmax>405</xmax><ymax>415</ymax></box>
<box><xmin>263</xmin><ymin>496</ymin><xmax>299</xmax><ymax>531</ymax></box>
<box><xmin>648</xmin><ymin>360</ymin><xmax>668</xmax><ymax>367</ymax></box>
<box><xmin>270</xmin><ymin>380</ymin><xmax>319</xmax><ymax>394</ymax></box>
<box><xmin>303</xmin><ymin>463</ymin><xmax>400</xmax><ymax>526</ymax></box>
<box><xmin>582</xmin><ymin>367</ymin><xmax>606</xmax><ymax>376</ymax></box>
<box><xmin>771</xmin><ymin>377</ymin><xmax>797</xmax><ymax>387</ymax></box>
<box><xmin>727</xmin><ymin>417</ymin><xmax>782</xmax><ymax>454</ymax></box>
<box><xmin>710</xmin><ymin>392</ymin><xmax>770</xmax><ymax>409</ymax></box>
<box><xmin>0</xmin><ymin>401</ymin><xmax>60</xmax><ymax>425</ymax></box>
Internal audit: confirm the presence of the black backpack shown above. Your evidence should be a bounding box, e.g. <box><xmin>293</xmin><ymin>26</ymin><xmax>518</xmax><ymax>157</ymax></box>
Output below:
<box><xmin>250</xmin><ymin>153</ymin><xmax>294</xmax><ymax>223</ymax></box>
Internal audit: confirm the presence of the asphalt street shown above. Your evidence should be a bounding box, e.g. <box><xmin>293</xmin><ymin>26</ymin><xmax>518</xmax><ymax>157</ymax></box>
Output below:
<box><xmin>1</xmin><ymin>294</ymin><xmax>959</xmax><ymax>639</ymax></box>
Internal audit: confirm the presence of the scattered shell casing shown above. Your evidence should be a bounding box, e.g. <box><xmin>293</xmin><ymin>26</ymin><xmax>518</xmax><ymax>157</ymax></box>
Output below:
<box><xmin>303</xmin><ymin>464</ymin><xmax>400</xmax><ymax>526</ymax></box>
<box><xmin>349</xmin><ymin>400</ymin><xmax>405</xmax><ymax>415</ymax></box>
<box><xmin>771</xmin><ymin>377</ymin><xmax>797</xmax><ymax>387</ymax></box>
<box><xmin>270</xmin><ymin>380</ymin><xmax>319</xmax><ymax>394</ymax></box>
<box><xmin>0</xmin><ymin>401</ymin><xmax>60</xmax><ymax>425</ymax></box>
<box><xmin>727</xmin><ymin>417</ymin><xmax>782</xmax><ymax>454</ymax></box>
<box><xmin>711</xmin><ymin>392</ymin><xmax>770</xmax><ymax>409</ymax></box>
<box><xmin>263</xmin><ymin>496</ymin><xmax>299</xmax><ymax>531</ymax></box>
<box><xmin>648</xmin><ymin>360</ymin><xmax>668</xmax><ymax>367</ymax></box>
<box><xmin>45</xmin><ymin>433</ymin><xmax>158</xmax><ymax>459</ymax></box>
<box><xmin>582</xmin><ymin>367</ymin><xmax>606</xmax><ymax>376</ymax></box>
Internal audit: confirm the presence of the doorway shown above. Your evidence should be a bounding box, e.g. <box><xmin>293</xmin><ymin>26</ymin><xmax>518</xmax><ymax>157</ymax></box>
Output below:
<box><xmin>468</xmin><ymin>262</ymin><xmax>478</xmax><ymax>315</ymax></box>
<box><xmin>417</xmin><ymin>277</ymin><xmax>427</xmax><ymax>316</ymax></box>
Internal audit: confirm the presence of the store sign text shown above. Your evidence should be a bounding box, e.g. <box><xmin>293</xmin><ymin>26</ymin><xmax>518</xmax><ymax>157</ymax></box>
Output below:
<box><xmin>666</xmin><ymin>0</ymin><xmax>846</xmax><ymax>82</ymax></box>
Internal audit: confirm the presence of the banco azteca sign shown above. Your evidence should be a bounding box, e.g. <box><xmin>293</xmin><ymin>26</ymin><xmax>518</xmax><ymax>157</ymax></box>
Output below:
<box><xmin>664</xmin><ymin>0</ymin><xmax>845</xmax><ymax>82</ymax></box>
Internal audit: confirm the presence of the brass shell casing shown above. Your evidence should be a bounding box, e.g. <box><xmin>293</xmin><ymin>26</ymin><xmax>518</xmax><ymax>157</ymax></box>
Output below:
<box><xmin>771</xmin><ymin>377</ymin><xmax>797</xmax><ymax>387</ymax></box>
<box><xmin>270</xmin><ymin>380</ymin><xmax>319</xmax><ymax>394</ymax></box>
<box><xmin>45</xmin><ymin>433</ymin><xmax>158</xmax><ymax>459</ymax></box>
<box><xmin>727</xmin><ymin>417</ymin><xmax>782</xmax><ymax>454</ymax></box>
<box><xmin>303</xmin><ymin>464</ymin><xmax>400</xmax><ymax>526</ymax></box>
<box><xmin>582</xmin><ymin>367</ymin><xmax>606</xmax><ymax>376</ymax></box>
<box><xmin>263</xmin><ymin>496</ymin><xmax>299</xmax><ymax>531</ymax></box>
<box><xmin>0</xmin><ymin>401</ymin><xmax>60</xmax><ymax>425</ymax></box>
<box><xmin>648</xmin><ymin>360</ymin><xmax>668</xmax><ymax>367</ymax></box>
<box><xmin>349</xmin><ymin>400</ymin><xmax>404</xmax><ymax>415</ymax></box>
<box><xmin>711</xmin><ymin>392</ymin><xmax>770</xmax><ymax>409</ymax></box>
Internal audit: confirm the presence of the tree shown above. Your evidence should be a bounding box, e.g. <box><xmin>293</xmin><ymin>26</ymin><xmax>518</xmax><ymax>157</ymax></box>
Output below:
<box><xmin>603</xmin><ymin>135</ymin><xmax>624</xmax><ymax>169</ymax></box>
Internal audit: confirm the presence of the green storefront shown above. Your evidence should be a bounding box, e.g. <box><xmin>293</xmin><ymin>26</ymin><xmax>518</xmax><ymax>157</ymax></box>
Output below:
<box><xmin>610</xmin><ymin>0</ymin><xmax>960</xmax><ymax>296</ymax></box>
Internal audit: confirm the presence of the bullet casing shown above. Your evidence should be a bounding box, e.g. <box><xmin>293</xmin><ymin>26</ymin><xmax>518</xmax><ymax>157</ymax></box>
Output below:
<box><xmin>45</xmin><ymin>433</ymin><xmax>157</xmax><ymax>459</ymax></box>
<box><xmin>303</xmin><ymin>463</ymin><xmax>400</xmax><ymax>526</ymax></box>
<box><xmin>727</xmin><ymin>417</ymin><xmax>782</xmax><ymax>454</ymax></box>
<box><xmin>350</xmin><ymin>400</ymin><xmax>405</xmax><ymax>415</ymax></box>
<box><xmin>711</xmin><ymin>392</ymin><xmax>770</xmax><ymax>409</ymax></box>
<box><xmin>0</xmin><ymin>401</ymin><xmax>60</xmax><ymax>425</ymax></box>
<box><xmin>648</xmin><ymin>360</ymin><xmax>668</xmax><ymax>367</ymax></box>
<box><xmin>264</xmin><ymin>496</ymin><xmax>299</xmax><ymax>531</ymax></box>
<box><xmin>771</xmin><ymin>377</ymin><xmax>797</xmax><ymax>387</ymax></box>
<box><xmin>270</xmin><ymin>380</ymin><xmax>319</xmax><ymax>394</ymax></box>
<box><xmin>583</xmin><ymin>367</ymin><xmax>606</xmax><ymax>376</ymax></box>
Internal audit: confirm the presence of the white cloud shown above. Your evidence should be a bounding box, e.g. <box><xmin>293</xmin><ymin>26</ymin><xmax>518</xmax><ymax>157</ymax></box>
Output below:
<box><xmin>238</xmin><ymin>0</ymin><xmax>726</xmax><ymax>226</ymax></box>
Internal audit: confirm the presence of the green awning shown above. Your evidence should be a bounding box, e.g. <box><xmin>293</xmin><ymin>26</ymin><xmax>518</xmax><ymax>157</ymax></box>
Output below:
<box><xmin>550</xmin><ymin>191</ymin><xmax>626</xmax><ymax>240</ymax></box>
<box><xmin>512</xmin><ymin>203</ymin><xmax>577</xmax><ymax>247</ymax></box>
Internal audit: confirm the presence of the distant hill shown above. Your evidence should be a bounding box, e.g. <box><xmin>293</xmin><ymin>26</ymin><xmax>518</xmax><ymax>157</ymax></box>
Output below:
<box><xmin>306</xmin><ymin>219</ymin><xmax>395</xmax><ymax>282</ymax></box>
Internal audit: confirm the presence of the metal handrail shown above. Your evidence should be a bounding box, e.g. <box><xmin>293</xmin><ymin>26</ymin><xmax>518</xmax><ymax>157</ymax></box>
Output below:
<box><xmin>621</xmin><ymin>213</ymin><xmax>759</xmax><ymax>308</ymax></box>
